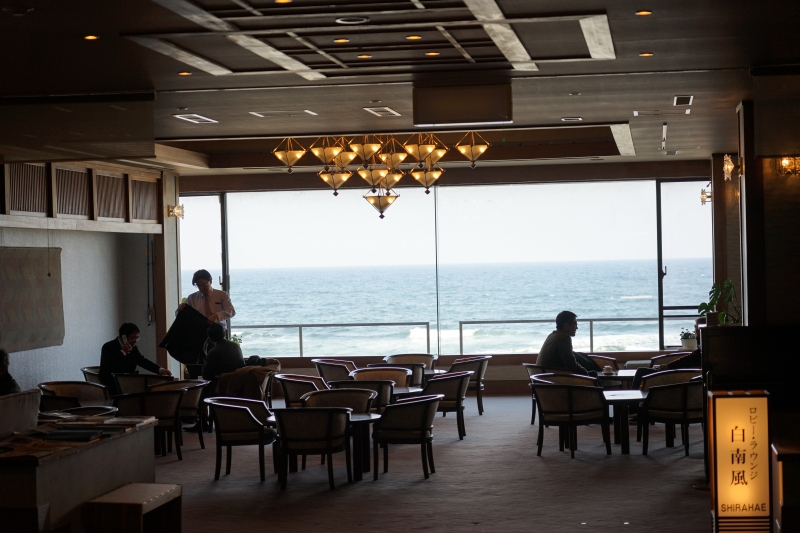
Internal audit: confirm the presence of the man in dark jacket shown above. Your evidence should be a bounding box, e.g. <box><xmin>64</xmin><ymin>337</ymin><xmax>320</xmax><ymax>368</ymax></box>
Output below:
<box><xmin>100</xmin><ymin>323</ymin><xmax>172</xmax><ymax>395</ymax></box>
<box><xmin>201</xmin><ymin>323</ymin><xmax>244</xmax><ymax>380</ymax></box>
<box><xmin>0</xmin><ymin>348</ymin><xmax>21</xmax><ymax>396</ymax></box>
<box><xmin>535</xmin><ymin>311</ymin><xmax>589</xmax><ymax>375</ymax></box>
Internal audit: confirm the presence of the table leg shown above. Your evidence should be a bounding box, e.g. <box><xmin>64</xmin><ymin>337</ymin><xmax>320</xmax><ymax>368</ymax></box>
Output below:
<box><xmin>362</xmin><ymin>425</ymin><xmax>370</xmax><ymax>473</ymax></box>
<box><xmin>620</xmin><ymin>403</ymin><xmax>630</xmax><ymax>455</ymax></box>
<box><xmin>613</xmin><ymin>406</ymin><xmax>621</xmax><ymax>444</ymax></box>
<box><xmin>352</xmin><ymin>425</ymin><xmax>363</xmax><ymax>481</ymax></box>
<box><xmin>289</xmin><ymin>454</ymin><xmax>298</xmax><ymax>473</ymax></box>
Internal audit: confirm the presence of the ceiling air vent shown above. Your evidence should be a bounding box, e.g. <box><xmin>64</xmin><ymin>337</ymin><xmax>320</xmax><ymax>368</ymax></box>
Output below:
<box><xmin>673</xmin><ymin>95</ymin><xmax>693</xmax><ymax>106</ymax></box>
<box><xmin>363</xmin><ymin>107</ymin><xmax>401</xmax><ymax>117</ymax></box>
<box><xmin>174</xmin><ymin>114</ymin><xmax>217</xmax><ymax>124</ymax></box>
<box><xmin>665</xmin><ymin>150</ymin><xmax>679</xmax><ymax>156</ymax></box>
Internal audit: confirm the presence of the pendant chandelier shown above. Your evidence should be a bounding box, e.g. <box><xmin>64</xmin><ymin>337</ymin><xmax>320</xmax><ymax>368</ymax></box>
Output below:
<box><xmin>455</xmin><ymin>131</ymin><xmax>489</xmax><ymax>168</ymax></box>
<box><xmin>411</xmin><ymin>160</ymin><xmax>443</xmax><ymax>194</ymax></box>
<box><xmin>318</xmin><ymin>167</ymin><xmax>352</xmax><ymax>196</ymax></box>
<box><xmin>403</xmin><ymin>134</ymin><xmax>436</xmax><ymax>166</ymax></box>
<box><xmin>364</xmin><ymin>185</ymin><xmax>399</xmax><ymax>219</ymax></box>
<box><xmin>383</xmin><ymin>167</ymin><xmax>404</xmax><ymax>190</ymax></box>
<box><xmin>309</xmin><ymin>137</ymin><xmax>343</xmax><ymax>167</ymax></box>
<box><xmin>427</xmin><ymin>134</ymin><xmax>449</xmax><ymax>164</ymax></box>
<box><xmin>349</xmin><ymin>135</ymin><xmax>383</xmax><ymax>162</ymax></box>
<box><xmin>272</xmin><ymin>137</ymin><xmax>306</xmax><ymax>173</ymax></box>
<box><xmin>332</xmin><ymin>137</ymin><xmax>358</xmax><ymax>169</ymax></box>
<box><xmin>379</xmin><ymin>137</ymin><xmax>408</xmax><ymax>169</ymax></box>
<box><xmin>357</xmin><ymin>156</ymin><xmax>389</xmax><ymax>192</ymax></box>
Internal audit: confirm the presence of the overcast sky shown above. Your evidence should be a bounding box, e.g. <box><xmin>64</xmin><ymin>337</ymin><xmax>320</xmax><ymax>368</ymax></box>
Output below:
<box><xmin>179</xmin><ymin>179</ymin><xmax>711</xmax><ymax>270</ymax></box>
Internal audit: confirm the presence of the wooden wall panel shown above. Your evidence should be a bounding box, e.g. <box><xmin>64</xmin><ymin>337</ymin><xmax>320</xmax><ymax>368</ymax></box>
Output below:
<box><xmin>55</xmin><ymin>167</ymin><xmax>89</xmax><ymax>217</ymax></box>
<box><xmin>96</xmin><ymin>173</ymin><xmax>126</xmax><ymax>219</ymax></box>
<box><xmin>132</xmin><ymin>180</ymin><xmax>158</xmax><ymax>221</ymax></box>
<box><xmin>10</xmin><ymin>163</ymin><xmax>47</xmax><ymax>213</ymax></box>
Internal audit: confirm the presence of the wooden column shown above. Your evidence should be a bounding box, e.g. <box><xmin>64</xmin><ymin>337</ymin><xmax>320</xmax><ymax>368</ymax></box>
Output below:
<box><xmin>153</xmin><ymin>172</ymin><xmax>181</xmax><ymax>372</ymax></box>
<box><xmin>737</xmin><ymin>101</ymin><xmax>767</xmax><ymax>326</ymax></box>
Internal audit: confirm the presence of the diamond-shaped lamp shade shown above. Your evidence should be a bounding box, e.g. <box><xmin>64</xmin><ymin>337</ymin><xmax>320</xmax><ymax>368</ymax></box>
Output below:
<box><xmin>429</xmin><ymin>147</ymin><xmax>448</xmax><ymax>164</ymax></box>
<box><xmin>333</xmin><ymin>150</ymin><xmax>358</xmax><ymax>168</ymax></box>
<box><xmin>455</xmin><ymin>132</ymin><xmax>489</xmax><ymax>168</ymax></box>
<box><xmin>357</xmin><ymin>166</ymin><xmax>389</xmax><ymax>191</ymax></box>
<box><xmin>403</xmin><ymin>135</ymin><xmax>436</xmax><ymax>162</ymax></box>
<box><xmin>411</xmin><ymin>166</ymin><xmax>443</xmax><ymax>194</ymax></box>
<box><xmin>382</xmin><ymin>168</ymin><xmax>404</xmax><ymax>190</ymax></box>
<box><xmin>318</xmin><ymin>168</ymin><xmax>352</xmax><ymax>195</ymax></box>
<box><xmin>364</xmin><ymin>192</ymin><xmax>398</xmax><ymax>219</ymax></box>
<box><xmin>310</xmin><ymin>138</ymin><xmax>343</xmax><ymax>165</ymax></box>
<box><xmin>378</xmin><ymin>137</ymin><xmax>408</xmax><ymax>169</ymax></box>
<box><xmin>272</xmin><ymin>138</ymin><xmax>306</xmax><ymax>173</ymax></box>
<box><xmin>349</xmin><ymin>136</ymin><xmax>383</xmax><ymax>161</ymax></box>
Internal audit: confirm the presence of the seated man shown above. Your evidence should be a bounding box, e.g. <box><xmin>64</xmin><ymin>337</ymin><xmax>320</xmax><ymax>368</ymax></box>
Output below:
<box><xmin>201</xmin><ymin>323</ymin><xmax>245</xmax><ymax>381</ymax></box>
<box><xmin>100</xmin><ymin>323</ymin><xmax>172</xmax><ymax>395</ymax></box>
<box><xmin>0</xmin><ymin>348</ymin><xmax>21</xmax><ymax>396</ymax></box>
<box><xmin>536</xmin><ymin>311</ymin><xmax>589</xmax><ymax>375</ymax></box>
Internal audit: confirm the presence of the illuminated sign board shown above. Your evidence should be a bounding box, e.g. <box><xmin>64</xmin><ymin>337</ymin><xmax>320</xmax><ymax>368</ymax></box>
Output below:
<box><xmin>708</xmin><ymin>390</ymin><xmax>771</xmax><ymax>532</ymax></box>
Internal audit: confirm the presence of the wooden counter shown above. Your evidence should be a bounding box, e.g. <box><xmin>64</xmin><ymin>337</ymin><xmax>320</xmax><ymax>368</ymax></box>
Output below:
<box><xmin>0</xmin><ymin>416</ymin><xmax>157</xmax><ymax>533</ymax></box>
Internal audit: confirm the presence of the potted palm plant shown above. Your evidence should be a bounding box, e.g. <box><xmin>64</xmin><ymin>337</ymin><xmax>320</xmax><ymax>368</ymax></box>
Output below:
<box><xmin>680</xmin><ymin>328</ymin><xmax>697</xmax><ymax>350</ymax></box>
<box><xmin>698</xmin><ymin>279</ymin><xmax>741</xmax><ymax>325</ymax></box>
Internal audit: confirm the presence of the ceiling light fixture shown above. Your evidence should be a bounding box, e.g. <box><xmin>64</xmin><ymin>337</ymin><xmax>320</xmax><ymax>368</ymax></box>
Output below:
<box><xmin>334</xmin><ymin>38</ymin><xmax>349</xmax><ymax>43</ymax></box>
<box><xmin>364</xmin><ymin>186</ymin><xmax>398</xmax><ymax>219</ymax></box>
<box><xmin>309</xmin><ymin>137</ymin><xmax>342</xmax><ymax>167</ymax></box>
<box><xmin>319</xmin><ymin>168</ymin><xmax>352</xmax><ymax>196</ymax></box>
<box><xmin>561</xmin><ymin>117</ymin><xmax>583</xmax><ymax>122</ymax></box>
<box><xmin>173</xmin><ymin>114</ymin><xmax>216</xmax><ymax>124</ymax></box>
<box><xmin>378</xmin><ymin>137</ymin><xmax>408</xmax><ymax>168</ymax></box>
<box><xmin>777</xmin><ymin>156</ymin><xmax>798</xmax><ymax>177</ymax></box>
<box><xmin>357</xmin><ymin>156</ymin><xmax>389</xmax><ymax>192</ymax></box>
<box><xmin>272</xmin><ymin>137</ymin><xmax>307</xmax><ymax>174</ymax></box>
<box><xmin>336</xmin><ymin>16</ymin><xmax>369</xmax><ymax>25</ymax></box>
<box><xmin>179</xmin><ymin>71</ymin><xmax>192</xmax><ymax>76</ymax></box>
<box><xmin>275</xmin><ymin>0</ymin><xmax>292</xmax><ymax>3</ymax></box>
<box><xmin>167</xmin><ymin>205</ymin><xmax>185</xmax><ymax>219</ymax></box>
<box><xmin>358</xmin><ymin>54</ymin><xmax>372</xmax><ymax>59</ymax></box>
<box><xmin>304</xmin><ymin>109</ymin><xmax>318</xmax><ymax>116</ymax></box>
<box><xmin>84</xmin><ymin>35</ymin><xmax>99</xmax><ymax>41</ymax></box>
<box><xmin>349</xmin><ymin>134</ymin><xmax>383</xmax><ymax>161</ymax></box>
<box><xmin>406</xmin><ymin>35</ymin><xmax>422</xmax><ymax>40</ymax></box>
<box><xmin>569</xmin><ymin>92</ymin><xmax>581</xmax><ymax>96</ymax></box>
<box><xmin>411</xmin><ymin>160</ymin><xmax>443</xmax><ymax>194</ymax></box>
<box><xmin>635</xmin><ymin>10</ymin><xmax>652</xmax><ymax>16</ymax></box>
<box><xmin>700</xmin><ymin>187</ymin><xmax>712</xmax><ymax>206</ymax></box>
<box><xmin>455</xmin><ymin>132</ymin><xmax>489</xmax><ymax>169</ymax></box>
<box><xmin>425</xmin><ymin>52</ymin><xmax>440</xmax><ymax>56</ymax></box>
<box><xmin>639</xmin><ymin>52</ymin><xmax>653</xmax><ymax>57</ymax></box>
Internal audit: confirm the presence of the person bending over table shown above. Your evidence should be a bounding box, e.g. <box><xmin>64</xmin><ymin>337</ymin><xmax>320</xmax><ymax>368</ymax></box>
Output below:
<box><xmin>201</xmin><ymin>323</ymin><xmax>245</xmax><ymax>381</ymax></box>
<box><xmin>99</xmin><ymin>323</ymin><xmax>172</xmax><ymax>395</ymax></box>
<box><xmin>0</xmin><ymin>348</ymin><xmax>21</xmax><ymax>396</ymax></box>
<box><xmin>177</xmin><ymin>269</ymin><xmax>235</xmax><ymax>329</ymax></box>
<box><xmin>535</xmin><ymin>311</ymin><xmax>590</xmax><ymax>376</ymax></box>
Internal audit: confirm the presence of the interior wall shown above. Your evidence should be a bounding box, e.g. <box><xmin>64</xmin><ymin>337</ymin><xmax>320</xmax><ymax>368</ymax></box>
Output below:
<box><xmin>762</xmin><ymin>158</ymin><xmax>800</xmax><ymax>324</ymax></box>
<box><xmin>0</xmin><ymin>227</ymin><xmax>155</xmax><ymax>390</ymax></box>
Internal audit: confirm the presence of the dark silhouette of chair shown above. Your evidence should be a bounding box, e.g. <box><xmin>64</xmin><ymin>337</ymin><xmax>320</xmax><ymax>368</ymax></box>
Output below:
<box><xmin>530</xmin><ymin>383</ymin><xmax>611</xmax><ymax>458</ymax></box>
<box><xmin>384</xmin><ymin>353</ymin><xmax>437</xmax><ymax>370</ymax></box>
<box><xmin>150</xmin><ymin>379</ymin><xmax>210</xmax><ymax>449</ymax></box>
<box><xmin>113</xmin><ymin>373</ymin><xmax>174</xmax><ymax>395</ymax></box>
<box><xmin>301</xmin><ymin>388</ymin><xmax>376</xmax><ymax>413</ymax></box>
<box><xmin>205</xmin><ymin>397</ymin><xmax>277</xmax><ymax>481</ymax></box>
<box><xmin>328</xmin><ymin>380</ymin><xmax>394</xmax><ymax>413</ymax></box>
<box><xmin>81</xmin><ymin>366</ymin><xmax>102</xmax><ymax>384</ymax></box>
<box><xmin>417</xmin><ymin>371</ymin><xmax>472</xmax><ymax>439</ymax></box>
<box><xmin>636</xmin><ymin>368</ymin><xmax>701</xmax><ymax>442</ymax></box>
<box><xmin>447</xmin><ymin>356</ymin><xmax>491</xmax><ymax>415</ymax></box>
<box><xmin>368</xmin><ymin>363</ymin><xmax>426</xmax><ymax>387</ymax></box>
<box><xmin>372</xmin><ymin>394</ymin><xmax>442</xmax><ymax>480</ymax></box>
<box><xmin>113</xmin><ymin>390</ymin><xmax>185</xmax><ymax>460</ymax></box>
<box><xmin>276</xmin><ymin>375</ymin><xmax>322</xmax><ymax>408</ymax></box>
<box><xmin>640</xmin><ymin>381</ymin><xmax>704</xmax><ymax>456</ymax></box>
<box><xmin>38</xmin><ymin>381</ymin><xmax>110</xmax><ymax>406</ymax></box>
<box><xmin>311</xmin><ymin>360</ymin><xmax>353</xmax><ymax>383</ymax></box>
<box><xmin>350</xmin><ymin>367</ymin><xmax>411</xmax><ymax>387</ymax></box>
<box><xmin>273</xmin><ymin>407</ymin><xmax>352</xmax><ymax>490</ymax></box>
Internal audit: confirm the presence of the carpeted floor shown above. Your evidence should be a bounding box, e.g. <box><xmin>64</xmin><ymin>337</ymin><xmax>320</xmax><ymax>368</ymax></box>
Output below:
<box><xmin>155</xmin><ymin>396</ymin><xmax>711</xmax><ymax>532</ymax></box>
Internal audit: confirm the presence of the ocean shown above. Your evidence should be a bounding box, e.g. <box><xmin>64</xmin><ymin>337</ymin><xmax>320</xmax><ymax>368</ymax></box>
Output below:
<box><xmin>181</xmin><ymin>258</ymin><xmax>711</xmax><ymax>357</ymax></box>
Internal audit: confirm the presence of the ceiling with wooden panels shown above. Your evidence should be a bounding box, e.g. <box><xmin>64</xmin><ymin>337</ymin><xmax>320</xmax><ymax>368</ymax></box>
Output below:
<box><xmin>1</xmin><ymin>0</ymin><xmax>800</xmax><ymax>178</ymax></box>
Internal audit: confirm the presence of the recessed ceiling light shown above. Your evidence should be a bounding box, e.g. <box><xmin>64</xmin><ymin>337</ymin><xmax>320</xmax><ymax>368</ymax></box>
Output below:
<box><xmin>275</xmin><ymin>0</ymin><xmax>292</xmax><ymax>3</ymax></box>
<box><xmin>178</xmin><ymin>71</ymin><xmax>192</xmax><ymax>76</ymax></box>
<box><xmin>84</xmin><ymin>35</ymin><xmax>99</xmax><ymax>41</ymax></box>
<box><xmin>406</xmin><ymin>35</ymin><xmax>422</xmax><ymax>40</ymax></box>
<box><xmin>304</xmin><ymin>109</ymin><xmax>318</xmax><ymax>116</ymax></box>
<box><xmin>358</xmin><ymin>54</ymin><xmax>372</xmax><ymax>59</ymax></box>
<box><xmin>336</xmin><ymin>16</ymin><xmax>369</xmax><ymax>25</ymax></box>
<box><xmin>334</xmin><ymin>38</ymin><xmax>349</xmax><ymax>43</ymax></box>
<box><xmin>561</xmin><ymin>117</ymin><xmax>583</xmax><ymax>122</ymax></box>
<box><xmin>425</xmin><ymin>52</ymin><xmax>440</xmax><ymax>56</ymax></box>
<box><xmin>639</xmin><ymin>52</ymin><xmax>653</xmax><ymax>57</ymax></box>
<box><xmin>370</xmin><ymin>100</ymin><xmax>382</xmax><ymax>103</ymax></box>
<box><xmin>569</xmin><ymin>92</ymin><xmax>581</xmax><ymax>96</ymax></box>
<box><xmin>635</xmin><ymin>10</ymin><xmax>652</xmax><ymax>16</ymax></box>
<box><xmin>174</xmin><ymin>114</ymin><xmax>217</xmax><ymax>124</ymax></box>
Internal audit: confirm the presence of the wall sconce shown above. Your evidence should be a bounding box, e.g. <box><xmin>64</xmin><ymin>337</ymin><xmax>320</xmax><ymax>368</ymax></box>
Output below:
<box><xmin>167</xmin><ymin>205</ymin><xmax>185</xmax><ymax>219</ymax></box>
<box><xmin>700</xmin><ymin>188</ymin><xmax>712</xmax><ymax>206</ymax></box>
<box><xmin>723</xmin><ymin>154</ymin><xmax>734</xmax><ymax>181</ymax></box>
<box><xmin>776</xmin><ymin>156</ymin><xmax>798</xmax><ymax>176</ymax></box>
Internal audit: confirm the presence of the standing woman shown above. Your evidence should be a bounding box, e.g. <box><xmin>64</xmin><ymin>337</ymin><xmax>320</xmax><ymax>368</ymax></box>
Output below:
<box><xmin>178</xmin><ymin>269</ymin><xmax>236</xmax><ymax>329</ymax></box>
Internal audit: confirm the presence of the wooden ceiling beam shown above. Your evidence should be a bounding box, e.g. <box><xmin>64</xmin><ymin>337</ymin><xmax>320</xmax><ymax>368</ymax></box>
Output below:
<box><xmin>153</xmin><ymin>144</ymin><xmax>209</xmax><ymax>169</ymax></box>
